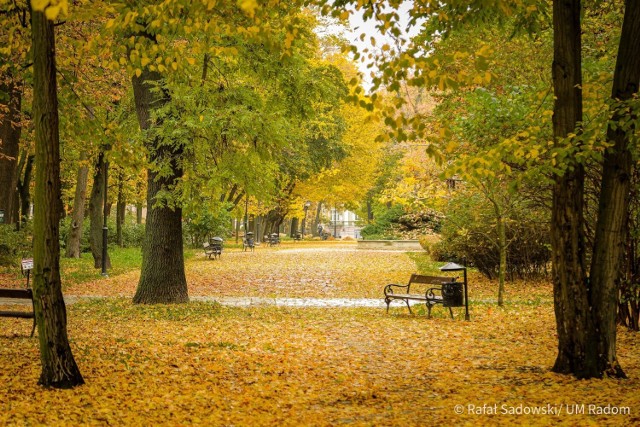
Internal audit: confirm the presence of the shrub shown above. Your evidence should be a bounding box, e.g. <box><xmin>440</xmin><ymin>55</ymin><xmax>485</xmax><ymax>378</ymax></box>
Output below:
<box><xmin>0</xmin><ymin>223</ymin><xmax>33</xmax><ymax>266</ymax></box>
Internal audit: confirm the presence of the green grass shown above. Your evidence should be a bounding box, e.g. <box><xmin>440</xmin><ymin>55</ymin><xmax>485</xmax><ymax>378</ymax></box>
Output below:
<box><xmin>61</xmin><ymin>247</ymin><xmax>143</xmax><ymax>286</ymax></box>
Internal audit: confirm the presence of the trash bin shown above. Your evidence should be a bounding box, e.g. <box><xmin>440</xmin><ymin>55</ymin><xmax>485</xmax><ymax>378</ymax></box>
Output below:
<box><xmin>442</xmin><ymin>281</ymin><xmax>464</xmax><ymax>307</ymax></box>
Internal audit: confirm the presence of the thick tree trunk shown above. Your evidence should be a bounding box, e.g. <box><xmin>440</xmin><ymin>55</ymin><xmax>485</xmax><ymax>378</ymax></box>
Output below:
<box><xmin>551</xmin><ymin>0</ymin><xmax>598</xmax><ymax>378</ymax></box>
<box><xmin>65</xmin><ymin>151</ymin><xmax>89</xmax><ymax>258</ymax></box>
<box><xmin>31</xmin><ymin>8</ymin><xmax>83</xmax><ymax>388</ymax></box>
<box><xmin>0</xmin><ymin>77</ymin><xmax>22</xmax><ymax>225</ymax></box>
<box><xmin>88</xmin><ymin>151</ymin><xmax>111</xmax><ymax>269</ymax></box>
<box><xmin>589</xmin><ymin>0</ymin><xmax>640</xmax><ymax>378</ymax></box>
<box><xmin>131</xmin><ymin>68</ymin><xmax>188</xmax><ymax>304</ymax></box>
<box><xmin>290</xmin><ymin>217</ymin><xmax>299</xmax><ymax>238</ymax></box>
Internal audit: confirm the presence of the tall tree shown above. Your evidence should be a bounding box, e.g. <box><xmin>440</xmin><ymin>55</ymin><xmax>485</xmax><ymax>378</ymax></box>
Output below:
<box><xmin>588</xmin><ymin>0</ymin><xmax>640</xmax><ymax>377</ymax></box>
<box><xmin>0</xmin><ymin>76</ymin><xmax>22</xmax><ymax>225</ymax></box>
<box><xmin>30</xmin><ymin>2</ymin><xmax>83</xmax><ymax>388</ymax></box>
<box><xmin>65</xmin><ymin>151</ymin><xmax>89</xmax><ymax>257</ymax></box>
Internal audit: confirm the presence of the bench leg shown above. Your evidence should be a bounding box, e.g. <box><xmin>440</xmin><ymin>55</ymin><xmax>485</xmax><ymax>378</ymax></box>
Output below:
<box><xmin>426</xmin><ymin>302</ymin><xmax>432</xmax><ymax>318</ymax></box>
<box><xmin>406</xmin><ymin>300</ymin><xmax>413</xmax><ymax>315</ymax></box>
<box><xmin>30</xmin><ymin>317</ymin><xmax>36</xmax><ymax>337</ymax></box>
<box><xmin>448</xmin><ymin>307</ymin><xmax>454</xmax><ymax>319</ymax></box>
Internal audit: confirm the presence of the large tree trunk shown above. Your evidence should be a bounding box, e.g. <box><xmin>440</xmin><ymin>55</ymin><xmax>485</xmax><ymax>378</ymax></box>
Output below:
<box><xmin>30</xmin><ymin>7</ymin><xmax>83</xmax><ymax>388</ymax></box>
<box><xmin>88</xmin><ymin>150</ymin><xmax>111</xmax><ymax>269</ymax></box>
<box><xmin>131</xmin><ymin>68</ymin><xmax>188</xmax><ymax>304</ymax></box>
<box><xmin>588</xmin><ymin>0</ymin><xmax>640</xmax><ymax>378</ymax></box>
<box><xmin>0</xmin><ymin>77</ymin><xmax>22</xmax><ymax>225</ymax></box>
<box><xmin>65</xmin><ymin>151</ymin><xmax>89</xmax><ymax>258</ymax></box>
<box><xmin>551</xmin><ymin>0</ymin><xmax>598</xmax><ymax>378</ymax></box>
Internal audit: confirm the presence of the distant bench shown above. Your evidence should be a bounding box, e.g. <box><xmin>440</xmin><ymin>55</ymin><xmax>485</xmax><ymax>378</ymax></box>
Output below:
<box><xmin>383</xmin><ymin>274</ymin><xmax>458</xmax><ymax>318</ymax></box>
<box><xmin>0</xmin><ymin>258</ymin><xmax>36</xmax><ymax>337</ymax></box>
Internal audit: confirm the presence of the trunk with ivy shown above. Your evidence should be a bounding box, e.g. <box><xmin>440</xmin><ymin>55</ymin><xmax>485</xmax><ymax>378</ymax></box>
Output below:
<box><xmin>131</xmin><ymin>67</ymin><xmax>188</xmax><ymax>304</ymax></box>
<box><xmin>30</xmin><ymin>7</ymin><xmax>83</xmax><ymax>388</ymax></box>
<box><xmin>588</xmin><ymin>0</ymin><xmax>640</xmax><ymax>377</ymax></box>
<box><xmin>0</xmin><ymin>77</ymin><xmax>22</xmax><ymax>225</ymax></box>
<box><xmin>65</xmin><ymin>151</ymin><xmax>89</xmax><ymax>258</ymax></box>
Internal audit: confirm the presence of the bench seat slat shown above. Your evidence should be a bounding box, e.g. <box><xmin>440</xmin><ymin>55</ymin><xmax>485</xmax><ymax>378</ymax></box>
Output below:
<box><xmin>386</xmin><ymin>293</ymin><xmax>442</xmax><ymax>301</ymax></box>
<box><xmin>0</xmin><ymin>310</ymin><xmax>34</xmax><ymax>318</ymax></box>
<box><xmin>0</xmin><ymin>289</ymin><xmax>33</xmax><ymax>299</ymax></box>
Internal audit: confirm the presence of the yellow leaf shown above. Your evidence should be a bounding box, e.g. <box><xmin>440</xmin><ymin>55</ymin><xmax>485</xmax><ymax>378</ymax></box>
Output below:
<box><xmin>135</xmin><ymin>68</ymin><xmax>142</xmax><ymax>78</ymax></box>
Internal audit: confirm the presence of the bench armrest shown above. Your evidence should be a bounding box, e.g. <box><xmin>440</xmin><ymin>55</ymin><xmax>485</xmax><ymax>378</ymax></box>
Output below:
<box><xmin>384</xmin><ymin>283</ymin><xmax>410</xmax><ymax>296</ymax></box>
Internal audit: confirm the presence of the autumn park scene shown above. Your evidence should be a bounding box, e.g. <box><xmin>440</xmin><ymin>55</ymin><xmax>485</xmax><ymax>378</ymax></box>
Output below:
<box><xmin>1</xmin><ymin>0</ymin><xmax>640</xmax><ymax>425</ymax></box>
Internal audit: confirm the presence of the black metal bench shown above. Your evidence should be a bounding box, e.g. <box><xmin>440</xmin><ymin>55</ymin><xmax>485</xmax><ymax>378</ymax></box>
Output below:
<box><xmin>0</xmin><ymin>258</ymin><xmax>36</xmax><ymax>337</ymax></box>
<box><xmin>383</xmin><ymin>274</ymin><xmax>460</xmax><ymax>318</ymax></box>
<box><xmin>203</xmin><ymin>237</ymin><xmax>223</xmax><ymax>259</ymax></box>
<box><xmin>243</xmin><ymin>233</ymin><xmax>255</xmax><ymax>252</ymax></box>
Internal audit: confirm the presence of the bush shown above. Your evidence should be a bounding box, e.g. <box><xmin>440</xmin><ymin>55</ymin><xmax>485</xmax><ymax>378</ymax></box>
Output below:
<box><xmin>431</xmin><ymin>216</ymin><xmax>550</xmax><ymax>280</ymax></box>
<box><xmin>0</xmin><ymin>223</ymin><xmax>33</xmax><ymax>266</ymax></box>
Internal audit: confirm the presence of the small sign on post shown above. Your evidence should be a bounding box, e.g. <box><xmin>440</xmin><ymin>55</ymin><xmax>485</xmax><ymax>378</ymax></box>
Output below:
<box><xmin>0</xmin><ymin>209</ymin><xmax>5</xmax><ymax>224</ymax></box>
<box><xmin>21</xmin><ymin>258</ymin><xmax>34</xmax><ymax>288</ymax></box>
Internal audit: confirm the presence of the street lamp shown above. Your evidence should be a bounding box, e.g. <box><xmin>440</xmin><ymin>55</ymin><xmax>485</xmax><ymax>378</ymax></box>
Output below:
<box><xmin>302</xmin><ymin>201</ymin><xmax>311</xmax><ymax>237</ymax></box>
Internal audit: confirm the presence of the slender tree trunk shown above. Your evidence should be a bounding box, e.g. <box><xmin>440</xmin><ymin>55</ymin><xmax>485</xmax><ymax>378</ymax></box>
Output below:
<box><xmin>551</xmin><ymin>0</ymin><xmax>598</xmax><ymax>378</ymax></box>
<box><xmin>0</xmin><ymin>77</ymin><xmax>22</xmax><ymax>225</ymax></box>
<box><xmin>31</xmin><ymin>7</ymin><xmax>83</xmax><ymax>388</ymax></box>
<box><xmin>88</xmin><ymin>151</ymin><xmax>110</xmax><ymax>269</ymax></box>
<box><xmin>589</xmin><ymin>0</ymin><xmax>640</xmax><ymax>378</ymax></box>
<box><xmin>497</xmin><ymin>214</ymin><xmax>506</xmax><ymax>307</ymax></box>
<box><xmin>65</xmin><ymin>151</ymin><xmax>89</xmax><ymax>258</ymax></box>
<box><xmin>116</xmin><ymin>171</ymin><xmax>125</xmax><ymax>247</ymax></box>
<box><xmin>131</xmin><ymin>67</ymin><xmax>188</xmax><ymax>304</ymax></box>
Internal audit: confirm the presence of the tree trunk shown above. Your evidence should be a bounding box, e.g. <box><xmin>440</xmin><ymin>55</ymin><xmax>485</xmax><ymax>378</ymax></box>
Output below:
<box><xmin>131</xmin><ymin>68</ymin><xmax>188</xmax><ymax>304</ymax></box>
<box><xmin>0</xmin><ymin>77</ymin><xmax>22</xmax><ymax>225</ymax></box>
<box><xmin>65</xmin><ymin>151</ymin><xmax>89</xmax><ymax>258</ymax></box>
<box><xmin>588</xmin><ymin>0</ymin><xmax>640</xmax><ymax>378</ymax></box>
<box><xmin>116</xmin><ymin>171</ymin><xmax>125</xmax><ymax>247</ymax></box>
<box><xmin>290</xmin><ymin>217</ymin><xmax>299</xmax><ymax>238</ymax></box>
<box><xmin>31</xmin><ymin>7</ymin><xmax>83</xmax><ymax>388</ymax></box>
<box><xmin>497</xmin><ymin>213</ymin><xmax>506</xmax><ymax>307</ymax></box>
<box><xmin>88</xmin><ymin>151</ymin><xmax>110</xmax><ymax>269</ymax></box>
<box><xmin>551</xmin><ymin>0</ymin><xmax>598</xmax><ymax>378</ymax></box>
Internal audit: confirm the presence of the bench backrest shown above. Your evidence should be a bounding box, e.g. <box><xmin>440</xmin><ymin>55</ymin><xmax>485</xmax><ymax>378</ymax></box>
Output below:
<box><xmin>407</xmin><ymin>274</ymin><xmax>456</xmax><ymax>292</ymax></box>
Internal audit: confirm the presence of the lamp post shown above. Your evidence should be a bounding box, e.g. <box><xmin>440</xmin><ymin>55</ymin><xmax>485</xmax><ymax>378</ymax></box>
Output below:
<box><xmin>302</xmin><ymin>201</ymin><xmax>311</xmax><ymax>237</ymax></box>
<box><xmin>440</xmin><ymin>259</ymin><xmax>469</xmax><ymax>321</ymax></box>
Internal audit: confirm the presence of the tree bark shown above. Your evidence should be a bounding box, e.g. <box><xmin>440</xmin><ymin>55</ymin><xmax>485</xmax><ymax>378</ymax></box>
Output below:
<box><xmin>31</xmin><ymin>7</ymin><xmax>83</xmax><ymax>388</ymax></box>
<box><xmin>0</xmin><ymin>77</ymin><xmax>22</xmax><ymax>225</ymax></box>
<box><xmin>588</xmin><ymin>0</ymin><xmax>640</xmax><ymax>378</ymax></box>
<box><xmin>551</xmin><ymin>0</ymin><xmax>598</xmax><ymax>378</ymax></box>
<box><xmin>131</xmin><ymin>67</ymin><xmax>188</xmax><ymax>304</ymax></box>
<box><xmin>116</xmin><ymin>170</ymin><xmax>125</xmax><ymax>247</ymax></box>
<box><xmin>65</xmin><ymin>151</ymin><xmax>89</xmax><ymax>258</ymax></box>
<box><xmin>88</xmin><ymin>150</ymin><xmax>111</xmax><ymax>269</ymax></box>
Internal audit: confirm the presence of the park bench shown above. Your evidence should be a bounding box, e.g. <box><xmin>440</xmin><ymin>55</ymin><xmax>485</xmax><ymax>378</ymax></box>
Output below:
<box><xmin>0</xmin><ymin>258</ymin><xmax>36</xmax><ymax>337</ymax></box>
<box><xmin>383</xmin><ymin>274</ymin><xmax>461</xmax><ymax>318</ymax></box>
<box><xmin>267</xmin><ymin>233</ymin><xmax>280</xmax><ymax>247</ymax></box>
<box><xmin>243</xmin><ymin>232</ymin><xmax>255</xmax><ymax>252</ymax></box>
<box><xmin>203</xmin><ymin>237</ymin><xmax>223</xmax><ymax>259</ymax></box>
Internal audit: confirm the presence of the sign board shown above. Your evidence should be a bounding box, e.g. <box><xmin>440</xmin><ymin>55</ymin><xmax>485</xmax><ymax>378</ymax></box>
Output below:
<box><xmin>0</xmin><ymin>209</ymin><xmax>4</xmax><ymax>224</ymax></box>
<box><xmin>21</xmin><ymin>258</ymin><xmax>34</xmax><ymax>271</ymax></box>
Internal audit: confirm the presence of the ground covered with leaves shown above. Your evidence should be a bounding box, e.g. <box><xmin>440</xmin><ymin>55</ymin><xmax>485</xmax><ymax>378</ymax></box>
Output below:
<box><xmin>1</xmin><ymin>242</ymin><xmax>639</xmax><ymax>425</ymax></box>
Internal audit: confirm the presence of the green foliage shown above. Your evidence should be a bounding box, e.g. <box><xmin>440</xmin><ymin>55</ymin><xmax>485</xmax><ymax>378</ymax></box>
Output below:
<box><xmin>431</xmin><ymin>197</ymin><xmax>550</xmax><ymax>280</ymax></box>
<box><xmin>59</xmin><ymin>216</ymin><xmax>145</xmax><ymax>252</ymax></box>
<box><xmin>360</xmin><ymin>205</ymin><xmax>404</xmax><ymax>239</ymax></box>
<box><xmin>183</xmin><ymin>204</ymin><xmax>233</xmax><ymax>247</ymax></box>
<box><xmin>0</xmin><ymin>224</ymin><xmax>32</xmax><ymax>266</ymax></box>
